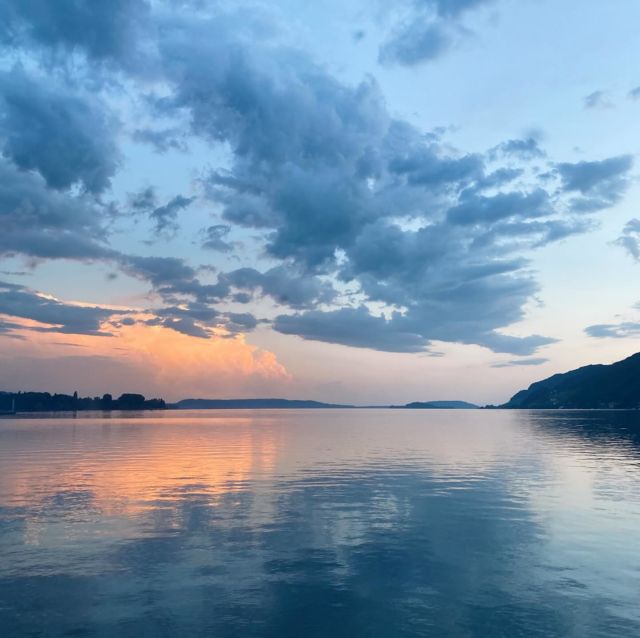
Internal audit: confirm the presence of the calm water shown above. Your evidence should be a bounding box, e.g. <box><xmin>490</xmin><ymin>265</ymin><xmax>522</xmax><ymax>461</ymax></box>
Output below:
<box><xmin>1</xmin><ymin>409</ymin><xmax>639</xmax><ymax>637</ymax></box>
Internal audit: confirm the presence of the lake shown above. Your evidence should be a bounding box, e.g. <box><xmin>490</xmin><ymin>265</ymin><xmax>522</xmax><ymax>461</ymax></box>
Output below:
<box><xmin>1</xmin><ymin>409</ymin><xmax>639</xmax><ymax>637</ymax></box>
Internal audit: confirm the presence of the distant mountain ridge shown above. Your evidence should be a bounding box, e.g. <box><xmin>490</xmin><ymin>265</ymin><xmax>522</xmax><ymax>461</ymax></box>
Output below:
<box><xmin>172</xmin><ymin>398</ymin><xmax>353</xmax><ymax>409</ymax></box>
<box><xmin>173</xmin><ymin>398</ymin><xmax>477</xmax><ymax>409</ymax></box>
<box><xmin>502</xmin><ymin>352</ymin><xmax>640</xmax><ymax>409</ymax></box>
<box><xmin>392</xmin><ymin>401</ymin><xmax>478</xmax><ymax>409</ymax></box>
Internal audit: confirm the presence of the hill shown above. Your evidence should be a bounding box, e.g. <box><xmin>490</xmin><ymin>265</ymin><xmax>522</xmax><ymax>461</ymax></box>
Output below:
<box><xmin>502</xmin><ymin>353</ymin><xmax>640</xmax><ymax>409</ymax></box>
<box><xmin>391</xmin><ymin>401</ymin><xmax>478</xmax><ymax>409</ymax></box>
<box><xmin>172</xmin><ymin>398</ymin><xmax>353</xmax><ymax>409</ymax></box>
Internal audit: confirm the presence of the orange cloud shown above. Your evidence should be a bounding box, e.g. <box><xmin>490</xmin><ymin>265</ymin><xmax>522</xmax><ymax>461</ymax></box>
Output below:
<box><xmin>0</xmin><ymin>319</ymin><xmax>291</xmax><ymax>400</ymax></box>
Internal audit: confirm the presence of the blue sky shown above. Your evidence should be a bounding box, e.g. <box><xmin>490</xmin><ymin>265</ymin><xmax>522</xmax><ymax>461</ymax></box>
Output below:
<box><xmin>0</xmin><ymin>0</ymin><xmax>638</xmax><ymax>404</ymax></box>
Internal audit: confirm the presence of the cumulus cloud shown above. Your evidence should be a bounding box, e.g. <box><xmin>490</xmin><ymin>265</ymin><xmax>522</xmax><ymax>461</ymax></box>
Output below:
<box><xmin>0</xmin><ymin>159</ymin><xmax>116</xmax><ymax>261</ymax></box>
<box><xmin>0</xmin><ymin>0</ymin><xmax>150</xmax><ymax>67</ymax></box>
<box><xmin>0</xmin><ymin>1</ymin><xmax>635</xmax><ymax>358</ymax></box>
<box><xmin>0</xmin><ymin>68</ymin><xmax>120</xmax><ymax>193</ymax></box>
<box><xmin>223</xmin><ymin>266</ymin><xmax>336</xmax><ymax>310</ymax></box>
<box><xmin>274</xmin><ymin>307</ymin><xmax>429</xmax><ymax>353</ymax></box>
<box><xmin>378</xmin><ymin>0</ymin><xmax>498</xmax><ymax>66</ymax></box>
<box><xmin>0</xmin><ymin>324</ymin><xmax>291</xmax><ymax>400</ymax></box>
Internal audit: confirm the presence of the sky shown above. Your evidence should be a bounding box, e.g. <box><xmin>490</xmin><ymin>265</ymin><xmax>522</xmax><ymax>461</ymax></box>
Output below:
<box><xmin>0</xmin><ymin>0</ymin><xmax>639</xmax><ymax>405</ymax></box>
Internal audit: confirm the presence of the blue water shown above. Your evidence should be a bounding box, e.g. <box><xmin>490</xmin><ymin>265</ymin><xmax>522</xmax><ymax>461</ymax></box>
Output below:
<box><xmin>1</xmin><ymin>409</ymin><xmax>639</xmax><ymax>637</ymax></box>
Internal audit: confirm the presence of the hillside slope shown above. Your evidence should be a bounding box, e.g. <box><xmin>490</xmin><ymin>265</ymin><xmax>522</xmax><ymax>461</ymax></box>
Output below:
<box><xmin>502</xmin><ymin>353</ymin><xmax>640</xmax><ymax>409</ymax></box>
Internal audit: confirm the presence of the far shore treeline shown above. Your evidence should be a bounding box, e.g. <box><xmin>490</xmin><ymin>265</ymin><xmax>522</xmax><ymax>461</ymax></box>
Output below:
<box><xmin>0</xmin><ymin>392</ymin><xmax>166</xmax><ymax>413</ymax></box>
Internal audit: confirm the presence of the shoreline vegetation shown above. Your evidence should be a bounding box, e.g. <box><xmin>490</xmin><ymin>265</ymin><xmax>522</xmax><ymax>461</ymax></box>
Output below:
<box><xmin>2</xmin><ymin>352</ymin><xmax>639</xmax><ymax>413</ymax></box>
<box><xmin>0</xmin><ymin>392</ymin><xmax>165</xmax><ymax>413</ymax></box>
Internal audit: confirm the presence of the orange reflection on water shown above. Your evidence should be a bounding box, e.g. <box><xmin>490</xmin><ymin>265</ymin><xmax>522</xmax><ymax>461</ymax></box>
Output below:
<box><xmin>0</xmin><ymin>415</ymin><xmax>280</xmax><ymax>524</ymax></box>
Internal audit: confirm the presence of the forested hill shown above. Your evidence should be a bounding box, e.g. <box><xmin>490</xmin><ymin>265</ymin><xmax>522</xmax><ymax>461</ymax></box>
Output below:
<box><xmin>502</xmin><ymin>353</ymin><xmax>640</xmax><ymax>409</ymax></box>
<box><xmin>0</xmin><ymin>392</ymin><xmax>166</xmax><ymax>412</ymax></box>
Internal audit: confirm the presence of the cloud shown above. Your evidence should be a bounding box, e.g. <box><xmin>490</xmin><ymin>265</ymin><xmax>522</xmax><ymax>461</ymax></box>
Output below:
<box><xmin>273</xmin><ymin>307</ymin><xmax>429</xmax><ymax>353</ymax></box>
<box><xmin>629</xmin><ymin>87</ymin><xmax>640</xmax><ymax>100</ymax></box>
<box><xmin>223</xmin><ymin>266</ymin><xmax>336</xmax><ymax>309</ymax></box>
<box><xmin>128</xmin><ymin>188</ymin><xmax>195</xmax><ymax>234</ymax></box>
<box><xmin>585</xmin><ymin>322</ymin><xmax>640</xmax><ymax>339</ymax></box>
<box><xmin>0</xmin><ymin>0</ymin><xmax>150</xmax><ymax>67</ymax></box>
<box><xmin>491</xmin><ymin>357</ymin><xmax>549</xmax><ymax>368</ymax></box>
<box><xmin>379</xmin><ymin>22</ymin><xmax>451</xmax><ymax>66</ymax></box>
<box><xmin>583</xmin><ymin>90</ymin><xmax>613</xmax><ymax>110</ymax></box>
<box><xmin>132</xmin><ymin>127</ymin><xmax>188</xmax><ymax>153</ymax></box>
<box><xmin>614</xmin><ymin>219</ymin><xmax>640</xmax><ymax>261</ymax></box>
<box><xmin>274</xmin><ymin>306</ymin><xmax>555</xmax><ymax>356</ymax></box>
<box><xmin>150</xmin><ymin>195</ymin><xmax>195</xmax><ymax>234</ymax></box>
<box><xmin>201</xmin><ymin>224</ymin><xmax>234</xmax><ymax>252</ymax></box>
<box><xmin>0</xmin><ymin>158</ymin><xmax>116</xmax><ymax>261</ymax></box>
<box><xmin>489</xmin><ymin>137</ymin><xmax>546</xmax><ymax>161</ymax></box>
<box><xmin>555</xmin><ymin>155</ymin><xmax>633</xmax><ymax>212</ymax></box>
<box><xmin>378</xmin><ymin>0</ymin><xmax>498</xmax><ymax>66</ymax></box>
<box><xmin>446</xmin><ymin>189</ymin><xmax>551</xmax><ymax>226</ymax></box>
<box><xmin>0</xmin><ymin>2</ymin><xmax>635</xmax><ymax>359</ymax></box>
<box><xmin>0</xmin><ymin>324</ymin><xmax>291</xmax><ymax>400</ymax></box>
<box><xmin>0</xmin><ymin>67</ymin><xmax>120</xmax><ymax>193</ymax></box>
<box><xmin>0</xmin><ymin>280</ymin><xmax>119</xmax><ymax>336</ymax></box>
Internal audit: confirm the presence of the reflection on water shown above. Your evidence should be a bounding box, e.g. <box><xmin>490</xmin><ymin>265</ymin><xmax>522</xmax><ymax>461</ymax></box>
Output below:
<box><xmin>1</xmin><ymin>409</ymin><xmax>639</xmax><ymax>637</ymax></box>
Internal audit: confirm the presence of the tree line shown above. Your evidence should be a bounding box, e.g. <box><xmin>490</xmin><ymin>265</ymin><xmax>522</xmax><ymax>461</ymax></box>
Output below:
<box><xmin>0</xmin><ymin>392</ymin><xmax>166</xmax><ymax>412</ymax></box>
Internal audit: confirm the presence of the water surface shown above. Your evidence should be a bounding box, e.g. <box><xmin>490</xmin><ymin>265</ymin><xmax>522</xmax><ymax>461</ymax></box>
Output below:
<box><xmin>1</xmin><ymin>409</ymin><xmax>639</xmax><ymax>637</ymax></box>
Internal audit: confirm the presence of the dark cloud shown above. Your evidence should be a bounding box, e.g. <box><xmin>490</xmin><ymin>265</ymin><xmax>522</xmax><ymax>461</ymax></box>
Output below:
<box><xmin>447</xmin><ymin>189</ymin><xmax>551</xmax><ymax>226</ymax></box>
<box><xmin>119</xmin><ymin>255</ymin><xmax>200</xmax><ymax>291</ymax></box>
<box><xmin>129</xmin><ymin>186</ymin><xmax>157</xmax><ymax>213</ymax></box>
<box><xmin>0</xmin><ymin>280</ymin><xmax>117</xmax><ymax>335</ymax></box>
<box><xmin>128</xmin><ymin>188</ymin><xmax>195</xmax><ymax>234</ymax></box>
<box><xmin>614</xmin><ymin>219</ymin><xmax>640</xmax><ymax>261</ymax></box>
<box><xmin>0</xmin><ymin>316</ymin><xmax>27</xmax><ymax>339</ymax></box>
<box><xmin>0</xmin><ymin>0</ymin><xmax>150</xmax><ymax>66</ymax></box>
<box><xmin>274</xmin><ymin>306</ymin><xmax>555</xmax><ymax>356</ymax></box>
<box><xmin>585</xmin><ymin>322</ymin><xmax>640</xmax><ymax>339</ymax></box>
<box><xmin>555</xmin><ymin>155</ymin><xmax>633</xmax><ymax>212</ymax></box>
<box><xmin>583</xmin><ymin>90</ymin><xmax>613</xmax><ymax>110</ymax></box>
<box><xmin>0</xmin><ymin>2</ymin><xmax>634</xmax><ymax>356</ymax></box>
<box><xmin>201</xmin><ymin>224</ymin><xmax>234</xmax><ymax>253</ymax></box>
<box><xmin>223</xmin><ymin>266</ymin><xmax>336</xmax><ymax>309</ymax></box>
<box><xmin>0</xmin><ymin>159</ymin><xmax>116</xmax><ymax>261</ymax></box>
<box><xmin>274</xmin><ymin>307</ymin><xmax>429</xmax><ymax>353</ymax></box>
<box><xmin>378</xmin><ymin>0</ymin><xmax>497</xmax><ymax>66</ymax></box>
<box><xmin>491</xmin><ymin>357</ymin><xmax>549</xmax><ymax>368</ymax></box>
<box><xmin>142</xmin><ymin>303</ymin><xmax>257</xmax><ymax>338</ymax></box>
<box><xmin>141</xmin><ymin>10</ymin><xmax>628</xmax><ymax>354</ymax></box>
<box><xmin>0</xmin><ymin>68</ymin><xmax>120</xmax><ymax>193</ymax></box>
<box><xmin>150</xmin><ymin>195</ymin><xmax>195</xmax><ymax>234</ymax></box>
